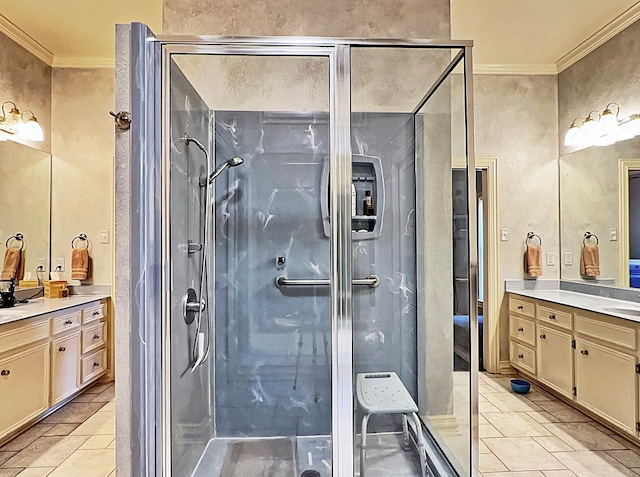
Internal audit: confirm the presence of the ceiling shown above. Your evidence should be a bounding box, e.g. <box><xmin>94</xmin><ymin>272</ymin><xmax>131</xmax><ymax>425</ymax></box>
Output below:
<box><xmin>0</xmin><ymin>0</ymin><xmax>639</xmax><ymax>72</ymax></box>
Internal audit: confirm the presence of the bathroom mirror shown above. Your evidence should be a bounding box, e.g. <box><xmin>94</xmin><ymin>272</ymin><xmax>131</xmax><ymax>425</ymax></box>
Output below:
<box><xmin>559</xmin><ymin>135</ymin><xmax>640</xmax><ymax>287</ymax></box>
<box><xmin>0</xmin><ymin>140</ymin><xmax>51</xmax><ymax>286</ymax></box>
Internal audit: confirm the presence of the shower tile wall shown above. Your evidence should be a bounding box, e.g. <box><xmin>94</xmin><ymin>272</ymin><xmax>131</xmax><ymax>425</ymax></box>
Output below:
<box><xmin>213</xmin><ymin>111</ymin><xmax>417</xmax><ymax>437</ymax></box>
<box><xmin>169</xmin><ymin>61</ymin><xmax>214</xmax><ymax>475</ymax></box>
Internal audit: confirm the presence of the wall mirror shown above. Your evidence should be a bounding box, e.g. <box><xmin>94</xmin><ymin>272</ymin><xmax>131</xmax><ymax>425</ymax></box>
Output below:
<box><xmin>559</xmin><ymin>135</ymin><xmax>640</xmax><ymax>288</ymax></box>
<box><xmin>0</xmin><ymin>139</ymin><xmax>51</xmax><ymax>287</ymax></box>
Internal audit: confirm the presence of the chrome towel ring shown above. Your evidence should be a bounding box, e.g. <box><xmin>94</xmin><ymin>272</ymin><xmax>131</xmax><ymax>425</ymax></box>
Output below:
<box><xmin>5</xmin><ymin>233</ymin><xmax>24</xmax><ymax>250</ymax></box>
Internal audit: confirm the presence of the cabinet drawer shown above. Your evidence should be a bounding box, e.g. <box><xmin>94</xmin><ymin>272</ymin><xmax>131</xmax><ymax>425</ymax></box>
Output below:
<box><xmin>509</xmin><ymin>297</ymin><xmax>535</xmax><ymax>318</ymax></box>
<box><xmin>81</xmin><ymin>303</ymin><xmax>105</xmax><ymax>325</ymax></box>
<box><xmin>537</xmin><ymin>305</ymin><xmax>572</xmax><ymax>330</ymax></box>
<box><xmin>51</xmin><ymin>333</ymin><xmax>80</xmax><ymax>404</ymax></box>
<box><xmin>81</xmin><ymin>349</ymin><xmax>107</xmax><ymax>385</ymax></box>
<box><xmin>510</xmin><ymin>341</ymin><xmax>536</xmax><ymax>375</ymax></box>
<box><xmin>575</xmin><ymin>314</ymin><xmax>636</xmax><ymax>351</ymax></box>
<box><xmin>510</xmin><ymin>315</ymin><xmax>536</xmax><ymax>346</ymax></box>
<box><xmin>52</xmin><ymin>311</ymin><xmax>81</xmax><ymax>335</ymax></box>
<box><xmin>0</xmin><ymin>319</ymin><xmax>49</xmax><ymax>354</ymax></box>
<box><xmin>81</xmin><ymin>322</ymin><xmax>106</xmax><ymax>354</ymax></box>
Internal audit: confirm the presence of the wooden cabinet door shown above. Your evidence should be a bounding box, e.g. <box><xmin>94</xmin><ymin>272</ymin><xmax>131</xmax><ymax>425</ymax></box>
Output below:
<box><xmin>538</xmin><ymin>325</ymin><xmax>573</xmax><ymax>398</ymax></box>
<box><xmin>0</xmin><ymin>343</ymin><xmax>50</xmax><ymax>439</ymax></box>
<box><xmin>51</xmin><ymin>333</ymin><xmax>80</xmax><ymax>404</ymax></box>
<box><xmin>575</xmin><ymin>338</ymin><xmax>637</xmax><ymax>434</ymax></box>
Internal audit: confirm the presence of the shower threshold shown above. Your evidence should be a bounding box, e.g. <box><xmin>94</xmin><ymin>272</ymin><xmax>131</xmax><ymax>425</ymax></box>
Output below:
<box><xmin>191</xmin><ymin>433</ymin><xmax>424</xmax><ymax>477</ymax></box>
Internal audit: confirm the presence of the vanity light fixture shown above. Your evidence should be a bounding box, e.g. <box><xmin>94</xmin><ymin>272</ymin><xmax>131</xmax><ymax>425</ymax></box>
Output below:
<box><xmin>564</xmin><ymin>103</ymin><xmax>640</xmax><ymax>149</ymax></box>
<box><xmin>0</xmin><ymin>100</ymin><xmax>44</xmax><ymax>142</ymax></box>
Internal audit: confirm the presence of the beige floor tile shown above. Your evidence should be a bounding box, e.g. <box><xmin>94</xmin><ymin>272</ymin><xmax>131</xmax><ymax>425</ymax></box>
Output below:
<box><xmin>108</xmin><ymin>471</ymin><xmax>115</xmax><ymax>477</ymax></box>
<box><xmin>47</xmin><ymin>449</ymin><xmax>114</xmax><ymax>477</ymax></box>
<box><xmin>532</xmin><ymin>436</ymin><xmax>575</xmax><ymax>453</ymax></box>
<box><xmin>3</xmin><ymin>436</ymin><xmax>88</xmax><ymax>468</ymax></box>
<box><xmin>83</xmin><ymin>383</ymin><xmax>111</xmax><ymax>395</ymax></box>
<box><xmin>611</xmin><ymin>434</ymin><xmax>640</xmax><ymax>453</ymax></box>
<box><xmin>41</xmin><ymin>403</ymin><xmax>104</xmax><ymax>425</ymax></box>
<box><xmin>480</xmin><ymin>440</ymin><xmax>491</xmax><ymax>454</ymax></box>
<box><xmin>535</xmin><ymin>401</ymin><xmax>592</xmax><ymax>423</ymax></box>
<box><xmin>91</xmin><ymin>387</ymin><xmax>115</xmax><ymax>403</ymax></box>
<box><xmin>480</xmin><ymin>402</ymin><xmax>502</xmax><ymax>413</ymax></box>
<box><xmin>483</xmin><ymin>437</ymin><xmax>566</xmax><ymax>472</ymax></box>
<box><xmin>15</xmin><ymin>468</ymin><xmax>55</xmax><ymax>476</ymax></box>
<box><xmin>480</xmin><ymin>424</ymin><xmax>503</xmax><ymax>438</ymax></box>
<box><xmin>484</xmin><ymin>412</ymin><xmax>554</xmax><ymax>438</ymax></box>
<box><xmin>0</xmin><ymin>425</ymin><xmax>53</xmax><ymax>452</ymax></box>
<box><xmin>542</xmin><ymin>471</ymin><xmax>578</xmax><ymax>477</ymax></box>
<box><xmin>70</xmin><ymin>412</ymin><xmax>114</xmax><ymax>436</ymax></box>
<box><xmin>0</xmin><ymin>452</ymin><xmax>16</xmax><ymax>466</ymax></box>
<box><xmin>480</xmin><ymin>453</ymin><xmax>508</xmax><ymax>473</ymax></box>
<box><xmin>79</xmin><ymin>435</ymin><xmax>115</xmax><ymax>450</ymax></box>
<box><xmin>106</xmin><ymin>439</ymin><xmax>115</xmax><ymax>450</ymax></box>
<box><xmin>98</xmin><ymin>402</ymin><xmax>115</xmax><ymax>413</ymax></box>
<box><xmin>607</xmin><ymin>450</ymin><xmax>640</xmax><ymax>468</ymax></box>
<box><xmin>70</xmin><ymin>393</ymin><xmax>95</xmax><ymax>403</ymax></box>
<box><xmin>482</xmin><ymin>392</ymin><xmax>543</xmax><ymax>413</ymax></box>
<box><xmin>588</xmin><ymin>421</ymin><xmax>617</xmax><ymax>435</ymax></box>
<box><xmin>0</xmin><ymin>469</ymin><xmax>22</xmax><ymax>477</ymax></box>
<box><xmin>481</xmin><ymin>472</ymin><xmax>544</xmax><ymax>477</ymax></box>
<box><xmin>544</xmin><ymin>422</ymin><xmax>628</xmax><ymax>451</ymax></box>
<box><xmin>480</xmin><ymin>415</ymin><xmax>489</xmax><ymax>425</ymax></box>
<box><xmin>527</xmin><ymin>411</ymin><xmax>560</xmax><ymax>424</ymax></box>
<box><xmin>42</xmin><ymin>424</ymin><xmax>79</xmax><ymax>437</ymax></box>
<box><xmin>526</xmin><ymin>390</ymin><xmax>556</xmax><ymax>402</ymax></box>
<box><xmin>553</xmin><ymin>451</ymin><xmax>637</xmax><ymax>477</ymax></box>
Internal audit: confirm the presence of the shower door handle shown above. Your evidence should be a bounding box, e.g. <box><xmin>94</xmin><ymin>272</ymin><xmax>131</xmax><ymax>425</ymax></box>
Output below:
<box><xmin>183</xmin><ymin>288</ymin><xmax>206</xmax><ymax>325</ymax></box>
<box><xmin>275</xmin><ymin>274</ymin><xmax>380</xmax><ymax>288</ymax></box>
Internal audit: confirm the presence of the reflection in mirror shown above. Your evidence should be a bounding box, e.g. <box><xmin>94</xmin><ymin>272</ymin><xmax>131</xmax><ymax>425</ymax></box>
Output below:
<box><xmin>559</xmin><ymin>136</ymin><xmax>640</xmax><ymax>288</ymax></box>
<box><xmin>0</xmin><ymin>140</ymin><xmax>51</xmax><ymax>287</ymax></box>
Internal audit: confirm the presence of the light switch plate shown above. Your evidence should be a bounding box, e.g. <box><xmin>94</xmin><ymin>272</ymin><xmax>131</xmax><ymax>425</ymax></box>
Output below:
<box><xmin>609</xmin><ymin>228</ymin><xmax>618</xmax><ymax>241</ymax></box>
<box><xmin>100</xmin><ymin>230</ymin><xmax>109</xmax><ymax>244</ymax></box>
<box><xmin>546</xmin><ymin>252</ymin><xmax>556</xmax><ymax>266</ymax></box>
<box><xmin>55</xmin><ymin>258</ymin><xmax>65</xmax><ymax>272</ymax></box>
<box><xmin>37</xmin><ymin>258</ymin><xmax>46</xmax><ymax>270</ymax></box>
<box><xmin>500</xmin><ymin>228</ymin><xmax>509</xmax><ymax>241</ymax></box>
<box><xmin>564</xmin><ymin>252</ymin><xmax>573</xmax><ymax>266</ymax></box>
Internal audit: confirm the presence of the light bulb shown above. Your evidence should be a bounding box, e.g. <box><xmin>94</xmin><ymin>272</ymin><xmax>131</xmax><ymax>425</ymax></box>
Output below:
<box><xmin>599</xmin><ymin>108</ymin><xmax>618</xmax><ymax>136</ymax></box>
<box><xmin>564</xmin><ymin>123</ymin><xmax>583</xmax><ymax>147</ymax></box>
<box><xmin>582</xmin><ymin>116</ymin><xmax>598</xmax><ymax>138</ymax></box>
<box><xmin>20</xmin><ymin>116</ymin><xmax>44</xmax><ymax>142</ymax></box>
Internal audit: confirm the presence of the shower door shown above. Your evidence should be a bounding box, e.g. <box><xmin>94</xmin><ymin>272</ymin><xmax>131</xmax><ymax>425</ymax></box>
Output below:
<box><xmin>163</xmin><ymin>45</ymin><xmax>354</xmax><ymax>476</ymax></box>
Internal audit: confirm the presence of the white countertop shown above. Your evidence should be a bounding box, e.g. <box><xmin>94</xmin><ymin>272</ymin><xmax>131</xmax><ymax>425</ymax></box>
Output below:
<box><xmin>0</xmin><ymin>295</ymin><xmax>109</xmax><ymax>326</ymax></box>
<box><xmin>508</xmin><ymin>289</ymin><xmax>640</xmax><ymax>323</ymax></box>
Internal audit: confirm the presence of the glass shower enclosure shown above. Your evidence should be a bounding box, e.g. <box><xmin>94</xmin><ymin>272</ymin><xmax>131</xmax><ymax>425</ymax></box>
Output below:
<box><xmin>121</xmin><ymin>23</ymin><xmax>477</xmax><ymax>477</ymax></box>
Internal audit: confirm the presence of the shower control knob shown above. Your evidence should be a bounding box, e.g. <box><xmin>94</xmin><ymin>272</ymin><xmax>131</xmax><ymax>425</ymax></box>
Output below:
<box><xmin>183</xmin><ymin>288</ymin><xmax>206</xmax><ymax>325</ymax></box>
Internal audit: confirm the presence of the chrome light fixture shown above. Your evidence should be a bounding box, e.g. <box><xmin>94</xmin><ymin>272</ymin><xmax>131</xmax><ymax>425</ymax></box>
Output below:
<box><xmin>0</xmin><ymin>101</ymin><xmax>44</xmax><ymax>142</ymax></box>
<box><xmin>565</xmin><ymin>102</ymin><xmax>640</xmax><ymax>149</ymax></box>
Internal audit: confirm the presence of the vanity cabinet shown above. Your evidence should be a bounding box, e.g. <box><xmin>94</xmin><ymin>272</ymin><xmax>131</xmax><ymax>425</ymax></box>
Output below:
<box><xmin>0</xmin><ymin>298</ymin><xmax>109</xmax><ymax>444</ymax></box>
<box><xmin>508</xmin><ymin>293</ymin><xmax>640</xmax><ymax>440</ymax></box>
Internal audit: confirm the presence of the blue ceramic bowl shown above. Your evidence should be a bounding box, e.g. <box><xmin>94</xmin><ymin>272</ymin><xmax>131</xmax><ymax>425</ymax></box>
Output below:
<box><xmin>510</xmin><ymin>379</ymin><xmax>530</xmax><ymax>394</ymax></box>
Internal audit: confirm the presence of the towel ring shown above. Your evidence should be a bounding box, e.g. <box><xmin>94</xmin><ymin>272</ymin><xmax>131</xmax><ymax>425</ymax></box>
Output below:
<box><xmin>583</xmin><ymin>232</ymin><xmax>599</xmax><ymax>246</ymax></box>
<box><xmin>526</xmin><ymin>232</ymin><xmax>542</xmax><ymax>246</ymax></box>
<box><xmin>5</xmin><ymin>233</ymin><xmax>24</xmax><ymax>250</ymax></box>
<box><xmin>71</xmin><ymin>233</ymin><xmax>89</xmax><ymax>250</ymax></box>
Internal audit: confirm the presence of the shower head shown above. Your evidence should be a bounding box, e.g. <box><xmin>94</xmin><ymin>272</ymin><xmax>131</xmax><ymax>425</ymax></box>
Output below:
<box><xmin>208</xmin><ymin>157</ymin><xmax>244</xmax><ymax>184</ymax></box>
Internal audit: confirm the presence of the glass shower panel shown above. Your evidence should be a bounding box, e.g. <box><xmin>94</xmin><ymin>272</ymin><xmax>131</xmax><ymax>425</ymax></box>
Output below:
<box><xmin>349</xmin><ymin>47</ymin><xmax>465</xmax><ymax>477</ymax></box>
<box><xmin>169</xmin><ymin>53</ymin><xmax>334</xmax><ymax>476</ymax></box>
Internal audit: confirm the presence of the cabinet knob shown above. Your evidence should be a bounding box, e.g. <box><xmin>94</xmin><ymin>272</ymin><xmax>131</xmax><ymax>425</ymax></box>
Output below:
<box><xmin>517</xmin><ymin>354</ymin><xmax>524</xmax><ymax>359</ymax></box>
<box><xmin>539</xmin><ymin>334</ymin><xmax>546</xmax><ymax>339</ymax></box>
<box><xmin>581</xmin><ymin>349</ymin><xmax>589</xmax><ymax>356</ymax></box>
<box><xmin>549</xmin><ymin>314</ymin><xmax>556</xmax><ymax>320</ymax></box>
<box><xmin>59</xmin><ymin>346</ymin><xmax>66</xmax><ymax>352</ymax></box>
<box><xmin>93</xmin><ymin>311</ymin><xmax>100</xmax><ymax>316</ymax></box>
<box><xmin>64</xmin><ymin>320</ymin><xmax>73</xmax><ymax>325</ymax></box>
<box><xmin>93</xmin><ymin>334</ymin><xmax>101</xmax><ymax>340</ymax></box>
<box><xmin>517</xmin><ymin>327</ymin><xmax>524</xmax><ymax>332</ymax></box>
<box><xmin>517</xmin><ymin>305</ymin><xmax>524</xmax><ymax>310</ymax></box>
<box><xmin>0</xmin><ymin>369</ymin><xmax>10</xmax><ymax>376</ymax></box>
<box><xmin>93</xmin><ymin>362</ymin><xmax>100</xmax><ymax>367</ymax></box>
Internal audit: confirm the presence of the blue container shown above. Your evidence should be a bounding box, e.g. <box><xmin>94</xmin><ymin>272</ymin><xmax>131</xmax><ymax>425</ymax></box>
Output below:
<box><xmin>510</xmin><ymin>379</ymin><xmax>530</xmax><ymax>394</ymax></box>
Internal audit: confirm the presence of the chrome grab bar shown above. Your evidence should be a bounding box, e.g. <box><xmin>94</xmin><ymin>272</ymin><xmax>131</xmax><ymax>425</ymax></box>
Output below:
<box><xmin>275</xmin><ymin>274</ymin><xmax>380</xmax><ymax>289</ymax></box>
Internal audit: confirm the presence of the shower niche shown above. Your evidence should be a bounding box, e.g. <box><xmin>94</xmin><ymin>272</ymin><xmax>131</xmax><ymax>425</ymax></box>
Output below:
<box><xmin>321</xmin><ymin>154</ymin><xmax>384</xmax><ymax>240</ymax></box>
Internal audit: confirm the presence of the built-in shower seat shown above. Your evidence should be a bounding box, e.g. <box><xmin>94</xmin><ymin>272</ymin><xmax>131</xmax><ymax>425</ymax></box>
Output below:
<box><xmin>356</xmin><ymin>372</ymin><xmax>426</xmax><ymax>477</ymax></box>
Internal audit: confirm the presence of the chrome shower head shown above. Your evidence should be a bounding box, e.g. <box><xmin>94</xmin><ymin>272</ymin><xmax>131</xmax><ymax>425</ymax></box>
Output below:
<box><xmin>208</xmin><ymin>157</ymin><xmax>244</xmax><ymax>184</ymax></box>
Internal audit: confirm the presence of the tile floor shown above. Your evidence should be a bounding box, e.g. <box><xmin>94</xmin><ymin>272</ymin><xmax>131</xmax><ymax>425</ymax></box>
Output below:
<box><xmin>480</xmin><ymin>371</ymin><xmax>640</xmax><ymax>477</ymax></box>
<box><xmin>0</xmin><ymin>382</ymin><xmax>115</xmax><ymax>477</ymax></box>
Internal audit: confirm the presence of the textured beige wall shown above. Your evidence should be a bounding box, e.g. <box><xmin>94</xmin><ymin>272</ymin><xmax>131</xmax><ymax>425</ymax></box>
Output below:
<box><xmin>164</xmin><ymin>0</ymin><xmax>450</xmax><ymax>38</ymax></box>
<box><xmin>0</xmin><ymin>32</ymin><xmax>51</xmax><ymax>153</ymax></box>
<box><xmin>474</xmin><ymin>75</ymin><xmax>560</xmax><ymax>362</ymax></box>
<box><xmin>51</xmin><ymin>68</ymin><xmax>114</xmax><ymax>286</ymax></box>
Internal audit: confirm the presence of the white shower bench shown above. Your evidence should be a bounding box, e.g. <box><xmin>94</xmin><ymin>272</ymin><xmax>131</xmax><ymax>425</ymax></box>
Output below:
<box><xmin>356</xmin><ymin>372</ymin><xmax>427</xmax><ymax>477</ymax></box>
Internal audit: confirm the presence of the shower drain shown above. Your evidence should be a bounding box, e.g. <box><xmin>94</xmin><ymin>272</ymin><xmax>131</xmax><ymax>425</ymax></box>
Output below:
<box><xmin>300</xmin><ymin>471</ymin><xmax>321</xmax><ymax>477</ymax></box>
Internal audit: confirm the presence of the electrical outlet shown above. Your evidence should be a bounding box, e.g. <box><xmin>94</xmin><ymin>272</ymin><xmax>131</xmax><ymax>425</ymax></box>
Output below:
<box><xmin>55</xmin><ymin>258</ymin><xmax>65</xmax><ymax>272</ymax></box>
<box><xmin>100</xmin><ymin>229</ymin><xmax>109</xmax><ymax>244</ymax></box>
<box><xmin>609</xmin><ymin>228</ymin><xmax>618</xmax><ymax>241</ymax></box>
<box><xmin>564</xmin><ymin>252</ymin><xmax>573</xmax><ymax>266</ymax></box>
<box><xmin>500</xmin><ymin>228</ymin><xmax>509</xmax><ymax>241</ymax></box>
<box><xmin>37</xmin><ymin>258</ymin><xmax>46</xmax><ymax>271</ymax></box>
<box><xmin>546</xmin><ymin>252</ymin><xmax>556</xmax><ymax>266</ymax></box>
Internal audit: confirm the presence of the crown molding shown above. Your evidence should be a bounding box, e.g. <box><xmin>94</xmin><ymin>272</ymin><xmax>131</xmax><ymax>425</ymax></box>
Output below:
<box><xmin>52</xmin><ymin>56</ymin><xmax>115</xmax><ymax>68</ymax></box>
<box><xmin>473</xmin><ymin>63</ymin><xmax>558</xmax><ymax>75</ymax></box>
<box><xmin>0</xmin><ymin>14</ymin><xmax>53</xmax><ymax>66</ymax></box>
<box><xmin>557</xmin><ymin>3</ymin><xmax>640</xmax><ymax>73</ymax></box>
